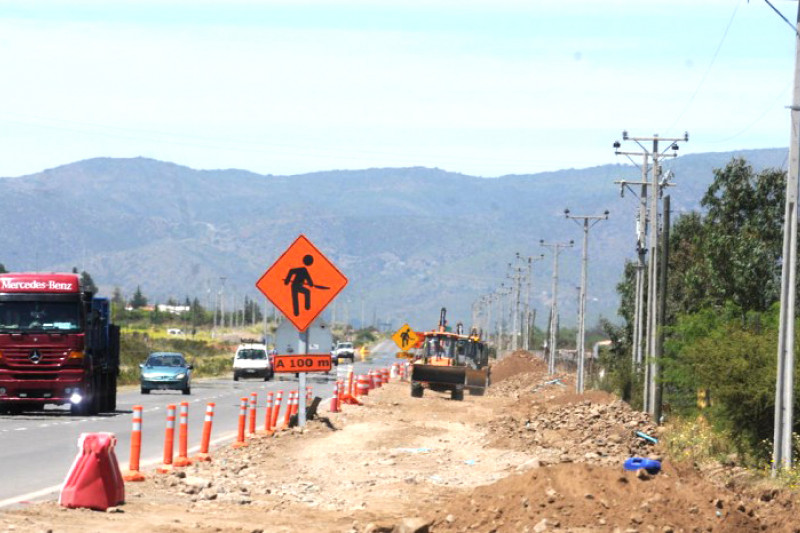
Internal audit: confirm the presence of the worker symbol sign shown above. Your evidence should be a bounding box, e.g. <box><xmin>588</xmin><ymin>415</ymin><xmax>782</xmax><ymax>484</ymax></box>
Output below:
<box><xmin>256</xmin><ymin>235</ymin><xmax>348</xmax><ymax>332</ymax></box>
<box><xmin>392</xmin><ymin>324</ymin><xmax>419</xmax><ymax>351</ymax></box>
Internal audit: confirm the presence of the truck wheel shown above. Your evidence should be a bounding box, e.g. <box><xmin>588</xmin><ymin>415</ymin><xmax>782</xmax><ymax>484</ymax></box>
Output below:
<box><xmin>233</xmin><ymin>372</ymin><xmax>240</xmax><ymax>381</ymax></box>
<box><xmin>87</xmin><ymin>376</ymin><xmax>101</xmax><ymax>415</ymax></box>
<box><xmin>98</xmin><ymin>374</ymin><xmax>110</xmax><ymax>412</ymax></box>
<box><xmin>411</xmin><ymin>383</ymin><xmax>424</xmax><ymax>398</ymax></box>
<box><xmin>451</xmin><ymin>388</ymin><xmax>464</xmax><ymax>401</ymax></box>
<box><xmin>141</xmin><ymin>387</ymin><xmax>150</xmax><ymax>394</ymax></box>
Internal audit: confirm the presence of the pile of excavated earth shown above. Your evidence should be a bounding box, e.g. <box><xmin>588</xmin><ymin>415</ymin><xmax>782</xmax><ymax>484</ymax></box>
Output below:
<box><xmin>2</xmin><ymin>350</ymin><xmax>799</xmax><ymax>532</ymax></box>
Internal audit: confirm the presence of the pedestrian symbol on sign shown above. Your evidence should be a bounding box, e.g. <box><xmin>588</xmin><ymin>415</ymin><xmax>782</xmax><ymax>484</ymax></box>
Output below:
<box><xmin>283</xmin><ymin>254</ymin><xmax>331</xmax><ymax>316</ymax></box>
<box><xmin>399</xmin><ymin>327</ymin><xmax>411</xmax><ymax>348</ymax></box>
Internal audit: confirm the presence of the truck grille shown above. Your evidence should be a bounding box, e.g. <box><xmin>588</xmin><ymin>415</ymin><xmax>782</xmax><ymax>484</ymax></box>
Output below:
<box><xmin>12</xmin><ymin>372</ymin><xmax>59</xmax><ymax>381</ymax></box>
<box><xmin>2</xmin><ymin>347</ymin><xmax>68</xmax><ymax>368</ymax></box>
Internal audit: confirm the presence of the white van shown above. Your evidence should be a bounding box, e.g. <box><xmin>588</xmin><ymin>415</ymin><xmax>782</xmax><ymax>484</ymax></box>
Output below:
<box><xmin>233</xmin><ymin>343</ymin><xmax>273</xmax><ymax>381</ymax></box>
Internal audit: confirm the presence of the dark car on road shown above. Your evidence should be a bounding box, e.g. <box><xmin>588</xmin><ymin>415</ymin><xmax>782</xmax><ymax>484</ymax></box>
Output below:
<box><xmin>140</xmin><ymin>352</ymin><xmax>192</xmax><ymax>395</ymax></box>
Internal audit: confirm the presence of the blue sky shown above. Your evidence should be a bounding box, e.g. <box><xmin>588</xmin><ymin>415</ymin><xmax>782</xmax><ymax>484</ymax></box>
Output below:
<box><xmin>0</xmin><ymin>0</ymin><xmax>796</xmax><ymax>177</ymax></box>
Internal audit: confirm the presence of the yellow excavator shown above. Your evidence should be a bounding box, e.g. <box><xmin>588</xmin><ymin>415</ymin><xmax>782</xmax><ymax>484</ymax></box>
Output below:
<box><xmin>410</xmin><ymin>308</ymin><xmax>490</xmax><ymax>400</ymax></box>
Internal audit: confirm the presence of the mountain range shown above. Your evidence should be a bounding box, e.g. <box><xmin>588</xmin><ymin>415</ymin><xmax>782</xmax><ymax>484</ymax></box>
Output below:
<box><xmin>0</xmin><ymin>148</ymin><xmax>788</xmax><ymax>331</ymax></box>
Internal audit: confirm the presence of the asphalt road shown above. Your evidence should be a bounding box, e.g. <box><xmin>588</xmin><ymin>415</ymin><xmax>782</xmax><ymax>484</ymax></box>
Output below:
<box><xmin>0</xmin><ymin>339</ymin><xmax>401</xmax><ymax>508</ymax></box>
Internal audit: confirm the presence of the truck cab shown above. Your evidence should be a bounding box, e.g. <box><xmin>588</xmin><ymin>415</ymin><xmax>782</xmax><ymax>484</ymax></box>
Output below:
<box><xmin>0</xmin><ymin>273</ymin><xmax>119</xmax><ymax>415</ymax></box>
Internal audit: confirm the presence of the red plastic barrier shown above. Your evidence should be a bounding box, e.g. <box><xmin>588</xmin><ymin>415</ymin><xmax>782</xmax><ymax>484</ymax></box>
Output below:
<box><xmin>59</xmin><ymin>432</ymin><xmax>125</xmax><ymax>511</ymax></box>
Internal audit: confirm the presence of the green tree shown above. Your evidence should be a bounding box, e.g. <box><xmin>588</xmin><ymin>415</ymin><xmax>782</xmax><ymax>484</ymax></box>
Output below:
<box><xmin>700</xmin><ymin>158</ymin><xmax>785</xmax><ymax>313</ymax></box>
<box><xmin>72</xmin><ymin>267</ymin><xmax>98</xmax><ymax>294</ymax></box>
<box><xmin>667</xmin><ymin>212</ymin><xmax>711</xmax><ymax>316</ymax></box>
<box><xmin>663</xmin><ymin>305</ymin><xmax>782</xmax><ymax>455</ymax></box>
<box><xmin>130</xmin><ymin>285</ymin><xmax>148</xmax><ymax>309</ymax></box>
<box><xmin>151</xmin><ymin>302</ymin><xmax>164</xmax><ymax>325</ymax></box>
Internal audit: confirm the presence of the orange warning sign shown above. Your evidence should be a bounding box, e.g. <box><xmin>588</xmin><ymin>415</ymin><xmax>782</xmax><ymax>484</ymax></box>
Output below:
<box><xmin>256</xmin><ymin>235</ymin><xmax>348</xmax><ymax>332</ymax></box>
<box><xmin>272</xmin><ymin>354</ymin><xmax>332</xmax><ymax>373</ymax></box>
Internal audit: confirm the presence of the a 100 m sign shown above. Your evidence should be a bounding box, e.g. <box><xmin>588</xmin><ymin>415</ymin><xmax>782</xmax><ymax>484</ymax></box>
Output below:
<box><xmin>273</xmin><ymin>354</ymin><xmax>332</xmax><ymax>373</ymax></box>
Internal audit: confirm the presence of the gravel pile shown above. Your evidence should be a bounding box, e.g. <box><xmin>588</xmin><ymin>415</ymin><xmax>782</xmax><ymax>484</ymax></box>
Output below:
<box><xmin>486</xmin><ymin>396</ymin><xmax>659</xmax><ymax>467</ymax></box>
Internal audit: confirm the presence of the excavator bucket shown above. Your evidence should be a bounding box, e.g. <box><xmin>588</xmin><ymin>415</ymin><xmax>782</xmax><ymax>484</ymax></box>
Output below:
<box><xmin>465</xmin><ymin>368</ymin><xmax>489</xmax><ymax>395</ymax></box>
<box><xmin>410</xmin><ymin>364</ymin><xmax>467</xmax><ymax>386</ymax></box>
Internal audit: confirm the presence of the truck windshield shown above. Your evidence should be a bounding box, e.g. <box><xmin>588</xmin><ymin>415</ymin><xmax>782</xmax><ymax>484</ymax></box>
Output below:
<box><xmin>0</xmin><ymin>301</ymin><xmax>82</xmax><ymax>332</ymax></box>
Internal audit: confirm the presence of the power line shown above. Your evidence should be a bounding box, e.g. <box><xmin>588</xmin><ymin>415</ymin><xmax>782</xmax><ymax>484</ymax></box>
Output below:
<box><xmin>667</xmin><ymin>0</ymin><xmax>742</xmax><ymax>132</ymax></box>
<box><xmin>763</xmin><ymin>0</ymin><xmax>800</xmax><ymax>38</ymax></box>
<box><xmin>702</xmin><ymin>80</ymin><xmax>792</xmax><ymax>144</ymax></box>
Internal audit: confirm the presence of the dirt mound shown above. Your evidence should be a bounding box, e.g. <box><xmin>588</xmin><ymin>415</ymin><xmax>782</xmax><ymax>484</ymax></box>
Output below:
<box><xmin>430</xmin><ymin>462</ymin><xmax>765</xmax><ymax>532</ymax></box>
<box><xmin>486</xmin><ymin>396</ymin><xmax>659</xmax><ymax>465</ymax></box>
<box><xmin>490</xmin><ymin>351</ymin><xmax>547</xmax><ymax>384</ymax></box>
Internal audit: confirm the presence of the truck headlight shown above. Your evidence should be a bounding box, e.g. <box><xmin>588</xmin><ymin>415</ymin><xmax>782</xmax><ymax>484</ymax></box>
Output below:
<box><xmin>70</xmin><ymin>392</ymin><xmax>83</xmax><ymax>404</ymax></box>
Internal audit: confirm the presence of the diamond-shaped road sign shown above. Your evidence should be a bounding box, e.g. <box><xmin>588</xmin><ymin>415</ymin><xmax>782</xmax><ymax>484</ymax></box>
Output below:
<box><xmin>256</xmin><ymin>235</ymin><xmax>348</xmax><ymax>332</ymax></box>
<box><xmin>392</xmin><ymin>324</ymin><xmax>419</xmax><ymax>351</ymax></box>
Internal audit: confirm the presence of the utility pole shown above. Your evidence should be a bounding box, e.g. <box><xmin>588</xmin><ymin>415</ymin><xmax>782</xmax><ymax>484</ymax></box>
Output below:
<box><xmin>486</xmin><ymin>294</ymin><xmax>494</xmax><ymax>347</ymax></box>
<box><xmin>614</xmin><ymin>152</ymin><xmax>650</xmax><ymax>371</ymax></box>
<box><xmin>657</xmin><ymin>195</ymin><xmax>671</xmax><ymax>425</ymax></box>
<box><xmin>564</xmin><ymin>208</ymin><xmax>609</xmax><ymax>394</ymax></box>
<box><xmin>520</xmin><ymin>254</ymin><xmax>544</xmax><ymax>351</ymax></box>
<box><xmin>219</xmin><ymin>277</ymin><xmax>227</xmax><ymax>330</ymax></box>
<box><xmin>614</xmin><ymin>131</ymin><xmax>687</xmax><ymax>415</ymax></box>
<box><xmin>509</xmin><ymin>258</ymin><xmax>524</xmax><ymax>351</ymax></box>
<box><xmin>774</xmin><ymin>1</ymin><xmax>800</xmax><ymax>475</ymax></box>
<box><xmin>540</xmin><ymin>239</ymin><xmax>573</xmax><ymax>374</ymax></box>
<box><xmin>497</xmin><ymin>284</ymin><xmax>510</xmax><ymax>353</ymax></box>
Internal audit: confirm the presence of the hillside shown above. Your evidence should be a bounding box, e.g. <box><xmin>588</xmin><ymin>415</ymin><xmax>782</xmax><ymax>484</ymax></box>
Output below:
<box><xmin>0</xmin><ymin>148</ymin><xmax>788</xmax><ymax>329</ymax></box>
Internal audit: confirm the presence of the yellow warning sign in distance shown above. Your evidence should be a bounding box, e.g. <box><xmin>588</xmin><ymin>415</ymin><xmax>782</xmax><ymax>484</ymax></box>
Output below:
<box><xmin>392</xmin><ymin>324</ymin><xmax>418</xmax><ymax>351</ymax></box>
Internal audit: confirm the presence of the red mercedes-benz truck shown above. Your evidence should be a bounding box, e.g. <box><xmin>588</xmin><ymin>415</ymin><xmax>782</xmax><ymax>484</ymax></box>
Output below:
<box><xmin>0</xmin><ymin>272</ymin><xmax>120</xmax><ymax>415</ymax></box>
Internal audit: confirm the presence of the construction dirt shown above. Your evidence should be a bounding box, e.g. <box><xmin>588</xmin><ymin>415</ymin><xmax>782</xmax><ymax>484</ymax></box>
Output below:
<box><xmin>2</xmin><ymin>350</ymin><xmax>799</xmax><ymax>532</ymax></box>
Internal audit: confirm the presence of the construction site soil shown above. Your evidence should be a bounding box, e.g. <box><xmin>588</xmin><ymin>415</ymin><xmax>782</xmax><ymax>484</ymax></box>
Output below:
<box><xmin>2</xmin><ymin>351</ymin><xmax>799</xmax><ymax>533</ymax></box>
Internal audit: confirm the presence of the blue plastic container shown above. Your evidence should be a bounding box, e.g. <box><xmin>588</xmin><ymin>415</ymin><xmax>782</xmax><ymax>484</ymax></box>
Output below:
<box><xmin>623</xmin><ymin>457</ymin><xmax>661</xmax><ymax>475</ymax></box>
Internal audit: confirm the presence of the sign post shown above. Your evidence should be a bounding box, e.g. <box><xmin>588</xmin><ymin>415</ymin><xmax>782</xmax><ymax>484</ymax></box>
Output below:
<box><xmin>298</xmin><ymin>331</ymin><xmax>308</xmax><ymax>426</ymax></box>
<box><xmin>256</xmin><ymin>235</ymin><xmax>348</xmax><ymax>427</ymax></box>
